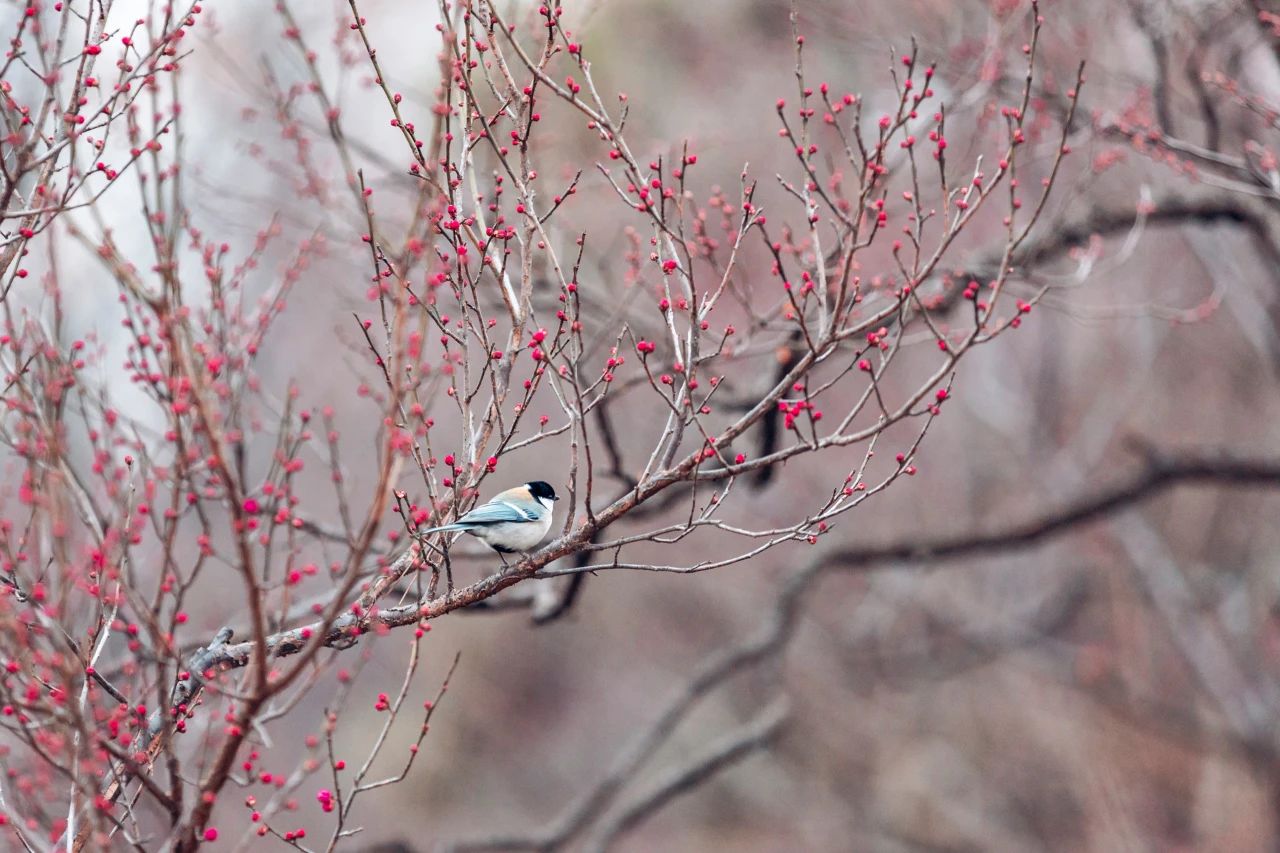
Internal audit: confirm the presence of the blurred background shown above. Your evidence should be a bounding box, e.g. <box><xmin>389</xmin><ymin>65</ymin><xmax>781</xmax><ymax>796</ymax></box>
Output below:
<box><xmin>38</xmin><ymin>0</ymin><xmax>1280</xmax><ymax>849</ymax></box>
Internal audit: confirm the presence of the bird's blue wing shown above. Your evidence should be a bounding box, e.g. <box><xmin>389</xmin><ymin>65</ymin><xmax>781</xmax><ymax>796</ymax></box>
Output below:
<box><xmin>455</xmin><ymin>499</ymin><xmax>538</xmax><ymax>526</ymax></box>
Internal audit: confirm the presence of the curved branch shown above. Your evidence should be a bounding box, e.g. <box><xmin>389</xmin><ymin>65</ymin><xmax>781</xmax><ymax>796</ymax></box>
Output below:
<box><xmin>824</xmin><ymin>447</ymin><xmax>1280</xmax><ymax>568</ymax></box>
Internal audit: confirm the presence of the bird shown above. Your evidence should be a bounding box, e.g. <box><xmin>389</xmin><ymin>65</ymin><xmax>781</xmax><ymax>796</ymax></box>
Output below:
<box><xmin>417</xmin><ymin>480</ymin><xmax>559</xmax><ymax>562</ymax></box>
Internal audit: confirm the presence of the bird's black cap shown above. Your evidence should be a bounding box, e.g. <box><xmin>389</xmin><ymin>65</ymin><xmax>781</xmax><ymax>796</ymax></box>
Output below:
<box><xmin>527</xmin><ymin>480</ymin><xmax>558</xmax><ymax>501</ymax></box>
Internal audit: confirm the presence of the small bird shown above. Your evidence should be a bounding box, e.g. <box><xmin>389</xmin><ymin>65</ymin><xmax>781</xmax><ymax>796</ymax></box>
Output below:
<box><xmin>417</xmin><ymin>480</ymin><xmax>559</xmax><ymax>561</ymax></box>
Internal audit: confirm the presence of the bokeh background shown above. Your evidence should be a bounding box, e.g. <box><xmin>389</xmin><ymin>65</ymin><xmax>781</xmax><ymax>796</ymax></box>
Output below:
<box><xmin>35</xmin><ymin>0</ymin><xmax>1280</xmax><ymax>849</ymax></box>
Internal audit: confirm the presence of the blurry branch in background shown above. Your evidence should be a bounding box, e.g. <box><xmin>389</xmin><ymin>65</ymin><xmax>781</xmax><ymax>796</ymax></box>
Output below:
<box><xmin>1018</xmin><ymin>194</ymin><xmax>1280</xmax><ymax>274</ymax></box>
<box><xmin>1248</xmin><ymin>0</ymin><xmax>1280</xmax><ymax>59</ymax></box>
<box><xmin>867</xmin><ymin>190</ymin><xmax>1280</xmax><ymax>333</ymax></box>
<box><xmin>1091</xmin><ymin>0</ymin><xmax>1280</xmax><ymax>280</ymax></box>
<box><xmin>821</xmin><ymin>445</ymin><xmax>1280</xmax><ymax>569</ymax></box>
<box><xmin>579</xmin><ymin>702</ymin><xmax>789</xmax><ymax>853</ymax></box>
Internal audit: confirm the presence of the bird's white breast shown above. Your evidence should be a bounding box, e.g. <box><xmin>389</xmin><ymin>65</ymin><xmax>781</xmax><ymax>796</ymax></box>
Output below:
<box><xmin>471</xmin><ymin>514</ymin><xmax>552</xmax><ymax>552</ymax></box>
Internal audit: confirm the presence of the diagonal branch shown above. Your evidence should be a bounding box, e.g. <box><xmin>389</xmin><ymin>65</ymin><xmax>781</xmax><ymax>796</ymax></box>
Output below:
<box><xmin>580</xmin><ymin>700</ymin><xmax>789</xmax><ymax>853</ymax></box>
<box><xmin>824</xmin><ymin>447</ymin><xmax>1280</xmax><ymax>569</ymax></box>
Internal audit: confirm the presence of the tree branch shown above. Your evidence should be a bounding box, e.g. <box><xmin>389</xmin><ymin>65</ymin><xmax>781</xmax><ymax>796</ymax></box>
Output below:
<box><xmin>824</xmin><ymin>447</ymin><xmax>1280</xmax><ymax>569</ymax></box>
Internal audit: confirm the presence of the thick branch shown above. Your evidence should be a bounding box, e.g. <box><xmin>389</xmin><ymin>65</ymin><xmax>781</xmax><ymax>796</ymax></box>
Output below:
<box><xmin>823</xmin><ymin>448</ymin><xmax>1280</xmax><ymax>568</ymax></box>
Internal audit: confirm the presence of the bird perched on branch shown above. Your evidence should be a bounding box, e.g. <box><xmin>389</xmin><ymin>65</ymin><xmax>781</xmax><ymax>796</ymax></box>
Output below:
<box><xmin>417</xmin><ymin>480</ymin><xmax>559</xmax><ymax>562</ymax></box>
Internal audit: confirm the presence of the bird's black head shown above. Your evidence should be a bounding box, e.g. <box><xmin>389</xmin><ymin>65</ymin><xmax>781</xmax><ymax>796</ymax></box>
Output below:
<box><xmin>527</xmin><ymin>480</ymin><xmax>559</xmax><ymax>502</ymax></box>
